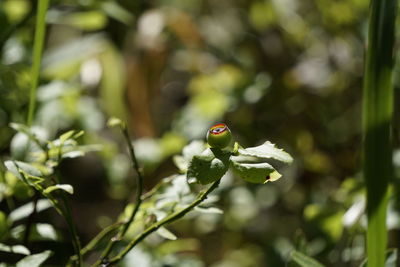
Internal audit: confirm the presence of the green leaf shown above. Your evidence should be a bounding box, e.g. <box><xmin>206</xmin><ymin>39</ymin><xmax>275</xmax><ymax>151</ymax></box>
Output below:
<box><xmin>9</xmin><ymin>199</ymin><xmax>52</xmax><ymax>222</ymax></box>
<box><xmin>101</xmin><ymin>1</ymin><xmax>134</xmax><ymax>25</ymax></box>
<box><xmin>62</xmin><ymin>11</ymin><xmax>108</xmax><ymax>31</ymax></box>
<box><xmin>4</xmin><ymin>161</ymin><xmax>45</xmax><ymax>183</ymax></box>
<box><xmin>173</xmin><ymin>141</ymin><xmax>206</xmax><ymax>172</ymax></box>
<box><xmin>238</xmin><ymin>141</ymin><xmax>293</xmax><ymax>163</ymax></box>
<box><xmin>290</xmin><ymin>250</ymin><xmax>325</xmax><ymax>267</ymax></box>
<box><xmin>172</xmin><ymin>155</ymin><xmax>187</xmax><ymax>172</ymax></box>
<box><xmin>16</xmin><ymin>250</ymin><xmax>52</xmax><ymax>267</ymax></box>
<box><xmin>44</xmin><ymin>184</ymin><xmax>74</xmax><ymax>195</ymax></box>
<box><xmin>9</xmin><ymin>123</ymin><xmax>31</xmax><ymax>135</ymax></box>
<box><xmin>362</xmin><ymin>0</ymin><xmax>397</xmax><ymax>265</ymax></box>
<box><xmin>187</xmin><ymin>148</ymin><xmax>230</xmax><ymax>184</ymax></box>
<box><xmin>61</xmin><ymin>150</ymin><xmax>85</xmax><ymax>159</ymax></box>
<box><xmin>194</xmin><ymin>206</ymin><xmax>223</xmax><ymax>214</ymax></box>
<box><xmin>157</xmin><ymin>227</ymin><xmax>177</xmax><ymax>240</ymax></box>
<box><xmin>10</xmin><ymin>132</ymin><xmax>33</xmax><ymax>160</ymax></box>
<box><xmin>35</xmin><ymin>223</ymin><xmax>58</xmax><ymax>241</ymax></box>
<box><xmin>359</xmin><ymin>248</ymin><xmax>398</xmax><ymax>267</ymax></box>
<box><xmin>59</xmin><ymin>130</ymin><xmax>75</xmax><ymax>143</ymax></box>
<box><xmin>231</xmin><ymin>160</ymin><xmax>277</xmax><ymax>184</ymax></box>
<box><xmin>182</xmin><ymin>141</ymin><xmax>206</xmax><ymax>160</ymax></box>
<box><xmin>107</xmin><ymin>117</ymin><xmax>124</xmax><ymax>128</ymax></box>
<box><xmin>0</xmin><ymin>243</ymin><xmax>30</xmax><ymax>255</ymax></box>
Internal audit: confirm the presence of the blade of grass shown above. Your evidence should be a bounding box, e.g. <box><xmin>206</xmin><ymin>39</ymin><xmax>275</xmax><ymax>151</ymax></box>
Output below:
<box><xmin>22</xmin><ymin>0</ymin><xmax>50</xmax><ymax>253</ymax></box>
<box><xmin>362</xmin><ymin>0</ymin><xmax>397</xmax><ymax>266</ymax></box>
<box><xmin>27</xmin><ymin>0</ymin><xmax>49</xmax><ymax>126</ymax></box>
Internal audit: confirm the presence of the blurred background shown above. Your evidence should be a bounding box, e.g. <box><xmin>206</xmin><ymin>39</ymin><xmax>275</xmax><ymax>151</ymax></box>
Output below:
<box><xmin>1</xmin><ymin>0</ymin><xmax>400</xmax><ymax>266</ymax></box>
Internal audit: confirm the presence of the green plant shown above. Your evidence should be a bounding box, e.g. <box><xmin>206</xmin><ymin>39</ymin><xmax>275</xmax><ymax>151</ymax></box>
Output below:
<box><xmin>3</xmin><ymin>123</ymin><xmax>97</xmax><ymax>266</ymax></box>
<box><xmin>27</xmin><ymin>0</ymin><xmax>49</xmax><ymax>126</ymax></box>
<box><xmin>2</xmin><ymin>120</ymin><xmax>292</xmax><ymax>266</ymax></box>
<box><xmin>362</xmin><ymin>0</ymin><xmax>397</xmax><ymax>266</ymax></box>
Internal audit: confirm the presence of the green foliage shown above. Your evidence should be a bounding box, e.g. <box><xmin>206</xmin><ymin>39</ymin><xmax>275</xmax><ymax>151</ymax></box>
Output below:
<box><xmin>187</xmin><ymin>140</ymin><xmax>292</xmax><ymax>185</ymax></box>
<box><xmin>290</xmin><ymin>250</ymin><xmax>325</xmax><ymax>267</ymax></box>
<box><xmin>231</xmin><ymin>161</ymin><xmax>276</xmax><ymax>184</ymax></box>
<box><xmin>2</xmin><ymin>120</ymin><xmax>292</xmax><ymax>265</ymax></box>
<box><xmin>1</xmin><ymin>0</ymin><xmax>398</xmax><ymax>265</ymax></box>
<box><xmin>187</xmin><ymin>148</ymin><xmax>231</xmax><ymax>184</ymax></box>
<box><xmin>2</xmin><ymin>125</ymin><xmax>96</xmax><ymax>265</ymax></box>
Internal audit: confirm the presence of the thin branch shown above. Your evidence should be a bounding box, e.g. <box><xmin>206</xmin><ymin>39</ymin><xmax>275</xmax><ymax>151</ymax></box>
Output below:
<box><xmin>81</xmin><ymin>222</ymin><xmax>124</xmax><ymax>256</ymax></box>
<box><xmin>97</xmin><ymin>123</ymin><xmax>144</xmax><ymax>261</ymax></box>
<box><xmin>69</xmin><ymin>221</ymin><xmax>124</xmax><ymax>263</ymax></box>
<box><xmin>53</xmin><ymin>170</ymin><xmax>82</xmax><ymax>267</ymax></box>
<box><xmin>119</xmin><ymin>126</ymin><xmax>144</xmax><ymax>237</ymax></box>
<box><xmin>102</xmin><ymin>179</ymin><xmax>221</xmax><ymax>266</ymax></box>
<box><xmin>60</xmin><ymin>192</ymin><xmax>82</xmax><ymax>267</ymax></box>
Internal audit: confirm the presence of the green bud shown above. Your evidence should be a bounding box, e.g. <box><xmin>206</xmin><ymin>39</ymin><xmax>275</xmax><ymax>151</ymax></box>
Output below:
<box><xmin>206</xmin><ymin>123</ymin><xmax>232</xmax><ymax>149</ymax></box>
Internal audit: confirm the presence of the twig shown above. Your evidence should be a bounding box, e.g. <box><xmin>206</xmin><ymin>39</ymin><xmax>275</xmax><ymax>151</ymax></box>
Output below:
<box><xmin>97</xmin><ymin>124</ymin><xmax>144</xmax><ymax>262</ymax></box>
<box><xmin>60</xmin><ymin>192</ymin><xmax>82</xmax><ymax>267</ymax></box>
<box><xmin>83</xmin><ymin>222</ymin><xmax>124</xmax><ymax>256</ymax></box>
<box><xmin>53</xmin><ymin>170</ymin><xmax>82</xmax><ymax>267</ymax></box>
<box><xmin>103</xmin><ymin>179</ymin><xmax>221</xmax><ymax>266</ymax></box>
<box><xmin>69</xmin><ymin>222</ymin><xmax>123</xmax><ymax>263</ymax></box>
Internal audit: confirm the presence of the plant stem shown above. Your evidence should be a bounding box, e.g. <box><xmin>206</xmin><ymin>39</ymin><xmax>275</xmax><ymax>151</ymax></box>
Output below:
<box><xmin>61</xmin><ymin>193</ymin><xmax>82</xmax><ymax>267</ymax></box>
<box><xmin>70</xmin><ymin>222</ymin><xmax>123</xmax><ymax>263</ymax></box>
<box><xmin>81</xmin><ymin>222</ymin><xmax>123</xmax><ymax>257</ymax></box>
<box><xmin>362</xmin><ymin>0</ymin><xmax>397</xmax><ymax>266</ymax></box>
<box><xmin>97</xmin><ymin>124</ymin><xmax>144</xmax><ymax>262</ymax></box>
<box><xmin>103</xmin><ymin>179</ymin><xmax>221</xmax><ymax>266</ymax></box>
<box><xmin>27</xmin><ymin>0</ymin><xmax>49</xmax><ymax>126</ymax></box>
<box><xmin>119</xmin><ymin>126</ymin><xmax>144</xmax><ymax>237</ymax></box>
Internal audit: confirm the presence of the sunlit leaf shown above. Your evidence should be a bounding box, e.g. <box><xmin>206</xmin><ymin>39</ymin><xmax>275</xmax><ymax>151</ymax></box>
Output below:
<box><xmin>194</xmin><ymin>206</ymin><xmax>223</xmax><ymax>214</ymax></box>
<box><xmin>157</xmin><ymin>227</ymin><xmax>177</xmax><ymax>240</ymax></box>
<box><xmin>238</xmin><ymin>141</ymin><xmax>293</xmax><ymax>163</ymax></box>
<box><xmin>62</xmin><ymin>11</ymin><xmax>108</xmax><ymax>31</ymax></box>
<box><xmin>9</xmin><ymin>199</ymin><xmax>52</xmax><ymax>222</ymax></box>
<box><xmin>172</xmin><ymin>155</ymin><xmax>187</xmax><ymax>172</ymax></box>
<box><xmin>187</xmin><ymin>148</ymin><xmax>230</xmax><ymax>184</ymax></box>
<box><xmin>35</xmin><ymin>223</ymin><xmax>58</xmax><ymax>241</ymax></box>
<box><xmin>101</xmin><ymin>1</ymin><xmax>134</xmax><ymax>25</ymax></box>
<box><xmin>0</xmin><ymin>243</ymin><xmax>30</xmax><ymax>255</ymax></box>
<box><xmin>231</xmin><ymin>160</ymin><xmax>276</xmax><ymax>184</ymax></box>
<box><xmin>59</xmin><ymin>130</ymin><xmax>75</xmax><ymax>143</ymax></box>
<box><xmin>107</xmin><ymin>117</ymin><xmax>124</xmax><ymax>128</ymax></box>
<box><xmin>359</xmin><ymin>248</ymin><xmax>397</xmax><ymax>267</ymax></box>
<box><xmin>16</xmin><ymin>250</ymin><xmax>52</xmax><ymax>267</ymax></box>
<box><xmin>290</xmin><ymin>250</ymin><xmax>325</xmax><ymax>267</ymax></box>
<box><xmin>4</xmin><ymin>161</ymin><xmax>43</xmax><ymax>180</ymax></box>
<box><xmin>61</xmin><ymin>150</ymin><xmax>85</xmax><ymax>159</ymax></box>
<box><xmin>44</xmin><ymin>184</ymin><xmax>74</xmax><ymax>195</ymax></box>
